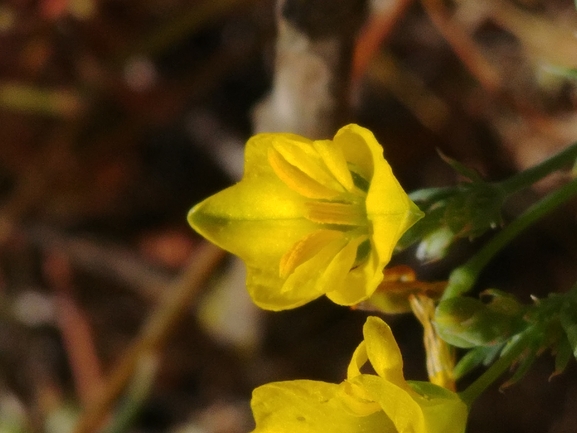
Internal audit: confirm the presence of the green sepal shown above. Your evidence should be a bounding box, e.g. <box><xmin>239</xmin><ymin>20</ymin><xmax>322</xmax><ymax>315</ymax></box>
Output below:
<box><xmin>553</xmin><ymin>335</ymin><xmax>573</xmax><ymax>377</ymax></box>
<box><xmin>398</xmin><ymin>174</ymin><xmax>507</xmax><ymax>260</ymax></box>
<box><xmin>435</xmin><ymin>294</ymin><xmax>525</xmax><ymax>348</ymax></box>
<box><xmin>559</xmin><ymin>301</ymin><xmax>577</xmax><ymax>359</ymax></box>
<box><xmin>437</xmin><ymin>150</ymin><xmax>483</xmax><ymax>183</ymax></box>
<box><xmin>443</xmin><ymin>182</ymin><xmax>505</xmax><ymax>239</ymax></box>
<box><xmin>396</xmin><ymin>189</ymin><xmax>454</xmax><ymax>252</ymax></box>
<box><xmin>480</xmin><ymin>289</ymin><xmax>524</xmax><ymax>316</ymax></box>
<box><xmin>408</xmin><ymin>186</ymin><xmax>455</xmax><ymax>203</ymax></box>
<box><xmin>500</xmin><ymin>346</ymin><xmax>536</xmax><ymax>390</ymax></box>
<box><xmin>397</xmin><ymin>206</ymin><xmax>447</xmax><ymax>253</ymax></box>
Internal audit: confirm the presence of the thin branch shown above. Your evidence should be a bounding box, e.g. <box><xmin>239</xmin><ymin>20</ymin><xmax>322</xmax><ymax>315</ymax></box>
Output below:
<box><xmin>25</xmin><ymin>225</ymin><xmax>172</xmax><ymax>301</ymax></box>
<box><xmin>44</xmin><ymin>252</ymin><xmax>104</xmax><ymax>405</ymax></box>
<box><xmin>253</xmin><ymin>0</ymin><xmax>369</xmax><ymax>138</ymax></box>
<box><xmin>351</xmin><ymin>0</ymin><xmax>414</xmax><ymax>84</ymax></box>
<box><xmin>420</xmin><ymin>0</ymin><xmax>502</xmax><ymax>94</ymax></box>
<box><xmin>71</xmin><ymin>243</ymin><xmax>226</xmax><ymax>433</ymax></box>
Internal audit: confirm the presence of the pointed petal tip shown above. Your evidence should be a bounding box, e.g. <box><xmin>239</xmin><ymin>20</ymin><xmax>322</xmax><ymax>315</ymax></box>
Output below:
<box><xmin>187</xmin><ymin>201</ymin><xmax>202</xmax><ymax>231</ymax></box>
<box><xmin>187</xmin><ymin>199</ymin><xmax>212</xmax><ymax>234</ymax></box>
<box><xmin>406</xmin><ymin>200</ymin><xmax>425</xmax><ymax>229</ymax></box>
<box><xmin>336</xmin><ymin>123</ymin><xmax>373</xmax><ymax>137</ymax></box>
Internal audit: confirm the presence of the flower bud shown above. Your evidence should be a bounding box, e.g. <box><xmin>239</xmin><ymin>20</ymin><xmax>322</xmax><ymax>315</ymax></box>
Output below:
<box><xmin>435</xmin><ymin>295</ymin><xmax>525</xmax><ymax>348</ymax></box>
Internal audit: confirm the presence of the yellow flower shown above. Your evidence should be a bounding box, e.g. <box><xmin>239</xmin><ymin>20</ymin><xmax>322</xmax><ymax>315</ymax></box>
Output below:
<box><xmin>188</xmin><ymin>124</ymin><xmax>423</xmax><ymax>310</ymax></box>
<box><xmin>250</xmin><ymin>316</ymin><xmax>468</xmax><ymax>433</ymax></box>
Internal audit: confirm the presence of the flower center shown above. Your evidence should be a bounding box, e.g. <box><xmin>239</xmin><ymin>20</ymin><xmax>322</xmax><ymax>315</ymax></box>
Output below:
<box><xmin>268</xmin><ymin>140</ymin><xmax>373</xmax><ymax>278</ymax></box>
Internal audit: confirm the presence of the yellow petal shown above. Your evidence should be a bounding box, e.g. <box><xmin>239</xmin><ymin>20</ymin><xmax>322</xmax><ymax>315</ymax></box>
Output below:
<box><xmin>334</xmin><ymin>124</ymin><xmax>423</xmax><ymax>291</ymax></box>
<box><xmin>187</xmin><ymin>134</ymin><xmax>321</xmax><ymax>271</ymax></box>
<box><xmin>362</xmin><ymin>317</ymin><xmax>405</xmax><ymax>387</ymax></box>
<box><xmin>189</xmin><ymin>192</ymin><xmax>317</xmax><ymax>269</ymax></box>
<box><xmin>366</xmin><ymin>155</ymin><xmax>424</xmax><ymax>261</ymax></box>
<box><xmin>245</xmin><ymin>264</ymin><xmax>321</xmax><ymax>311</ymax></box>
<box><xmin>326</xmin><ymin>243</ymin><xmax>382</xmax><ymax>305</ymax></box>
<box><xmin>279</xmin><ymin>229</ymin><xmax>343</xmax><ymax>279</ymax></box>
<box><xmin>333</xmin><ymin>124</ymin><xmax>376</xmax><ymax>183</ymax></box>
<box><xmin>269</xmin><ymin>146</ymin><xmax>341</xmax><ymax>199</ymax></box>
<box><xmin>313</xmin><ymin>139</ymin><xmax>354</xmax><ymax>191</ymax></box>
<box><xmin>337</xmin><ymin>381</ymin><xmax>382</xmax><ymax>417</ymax></box>
<box><xmin>244</xmin><ymin>235</ymin><xmax>352</xmax><ymax>311</ymax></box>
<box><xmin>347</xmin><ymin>341</ymin><xmax>368</xmax><ymax>379</ymax></box>
<box><xmin>317</xmin><ymin>235</ymin><xmax>363</xmax><ymax>294</ymax></box>
<box><xmin>262</xmin><ymin>235</ymin><xmax>365</xmax><ymax>310</ymax></box>
<box><xmin>281</xmin><ymin>236</ymin><xmax>348</xmax><ymax>295</ymax></box>
<box><xmin>337</xmin><ymin>124</ymin><xmax>423</xmax><ymax>263</ymax></box>
<box><xmin>351</xmin><ymin>374</ymin><xmax>427</xmax><ymax>433</ymax></box>
<box><xmin>407</xmin><ymin>381</ymin><xmax>468</xmax><ymax>433</ymax></box>
<box><xmin>272</xmin><ymin>137</ymin><xmax>345</xmax><ymax>193</ymax></box>
<box><xmin>251</xmin><ymin>380</ymin><xmax>395</xmax><ymax>433</ymax></box>
<box><xmin>244</xmin><ymin>132</ymin><xmax>312</xmax><ymax>178</ymax></box>
<box><xmin>345</xmin><ymin>317</ymin><xmax>405</xmax><ymax>386</ymax></box>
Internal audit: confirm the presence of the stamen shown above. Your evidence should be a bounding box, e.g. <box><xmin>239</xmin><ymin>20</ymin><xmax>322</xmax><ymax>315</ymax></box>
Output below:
<box><xmin>269</xmin><ymin>147</ymin><xmax>340</xmax><ymax>199</ymax></box>
<box><xmin>272</xmin><ymin>140</ymin><xmax>345</xmax><ymax>193</ymax></box>
<box><xmin>279</xmin><ymin>230</ymin><xmax>342</xmax><ymax>278</ymax></box>
<box><xmin>305</xmin><ymin>201</ymin><xmax>366</xmax><ymax>226</ymax></box>
<box><xmin>312</xmin><ymin>139</ymin><xmax>354</xmax><ymax>192</ymax></box>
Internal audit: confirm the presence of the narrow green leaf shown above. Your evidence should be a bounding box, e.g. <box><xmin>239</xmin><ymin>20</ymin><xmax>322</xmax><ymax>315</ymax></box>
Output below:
<box><xmin>552</xmin><ymin>336</ymin><xmax>573</xmax><ymax>377</ymax></box>
<box><xmin>454</xmin><ymin>345</ymin><xmax>502</xmax><ymax>379</ymax></box>
<box><xmin>559</xmin><ymin>303</ymin><xmax>577</xmax><ymax>359</ymax></box>
<box><xmin>437</xmin><ymin>149</ymin><xmax>483</xmax><ymax>182</ymax></box>
<box><xmin>409</xmin><ymin>186</ymin><xmax>455</xmax><ymax>203</ymax></box>
<box><xmin>500</xmin><ymin>349</ymin><xmax>536</xmax><ymax>390</ymax></box>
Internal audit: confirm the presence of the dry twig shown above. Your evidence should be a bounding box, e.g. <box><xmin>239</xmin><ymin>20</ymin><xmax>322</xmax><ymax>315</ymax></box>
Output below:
<box><xmin>71</xmin><ymin>243</ymin><xmax>225</xmax><ymax>433</ymax></box>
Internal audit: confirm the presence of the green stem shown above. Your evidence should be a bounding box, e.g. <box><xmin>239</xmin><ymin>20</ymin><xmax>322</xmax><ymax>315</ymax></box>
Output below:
<box><xmin>103</xmin><ymin>353</ymin><xmax>158</xmax><ymax>433</ymax></box>
<box><xmin>459</xmin><ymin>331</ymin><xmax>529</xmax><ymax>406</ymax></box>
<box><xmin>498</xmin><ymin>141</ymin><xmax>577</xmax><ymax>195</ymax></box>
<box><xmin>443</xmin><ymin>176</ymin><xmax>577</xmax><ymax>300</ymax></box>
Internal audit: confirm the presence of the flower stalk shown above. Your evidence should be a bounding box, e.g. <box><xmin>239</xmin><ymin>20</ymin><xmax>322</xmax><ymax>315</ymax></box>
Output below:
<box><xmin>443</xmin><ymin>175</ymin><xmax>577</xmax><ymax>300</ymax></box>
<box><xmin>498</xmin><ymin>141</ymin><xmax>577</xmax><ymax>195</ymax></box>
<box><xmin>458</xmin><ymin>329</ymin><xmax>531</xmax><ymax>407</ymax></box>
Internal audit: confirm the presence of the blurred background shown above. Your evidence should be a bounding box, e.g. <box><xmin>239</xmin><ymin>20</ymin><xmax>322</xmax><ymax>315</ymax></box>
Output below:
<box><xmin>0</xmin><ymin>0</ymin><xmax>577</xmax><ymax>432</ymax></box>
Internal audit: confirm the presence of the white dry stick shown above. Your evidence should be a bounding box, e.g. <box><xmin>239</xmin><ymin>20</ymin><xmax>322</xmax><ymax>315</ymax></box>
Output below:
<box><xmin>201</xmin><ymin>0</ymin><xmax>370</xmax><ymax>353</ymax></box>
<box><xmin>253</xmin><ymin>0</ymin><xmax>368</xmax><ymax>138</ymax></box>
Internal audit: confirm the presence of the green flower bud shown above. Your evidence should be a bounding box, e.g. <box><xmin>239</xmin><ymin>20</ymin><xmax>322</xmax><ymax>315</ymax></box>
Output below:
<box><xmin>435</xmin><ymin>294</ymin><xmax>525</xmax><ymax>348</ymax></box>
<box><xmin>416</xmin><ymin>226</ymin><xmax>454</xmax><ymax>262</ymax></box>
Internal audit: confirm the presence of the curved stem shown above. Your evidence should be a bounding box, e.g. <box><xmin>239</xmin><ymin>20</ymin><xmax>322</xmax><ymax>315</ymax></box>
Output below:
<box><xmin>443</xmin><ymin>176</ymin><xmax>577</xmax><ymax>300</ymax></box>
<box><xmin>498</xmin><ymin>141</ymin><xmax>577</xmax><ymax>196</ymax></box>
<box><xmin>459</xmin><ymin>331</ymin><xmax>529</xmax><ymax>406</ymax></box>
<box><xmin>72</xmin><ymin>244</ymin><xmax>225</xmax><ymax>433</ymax></box>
